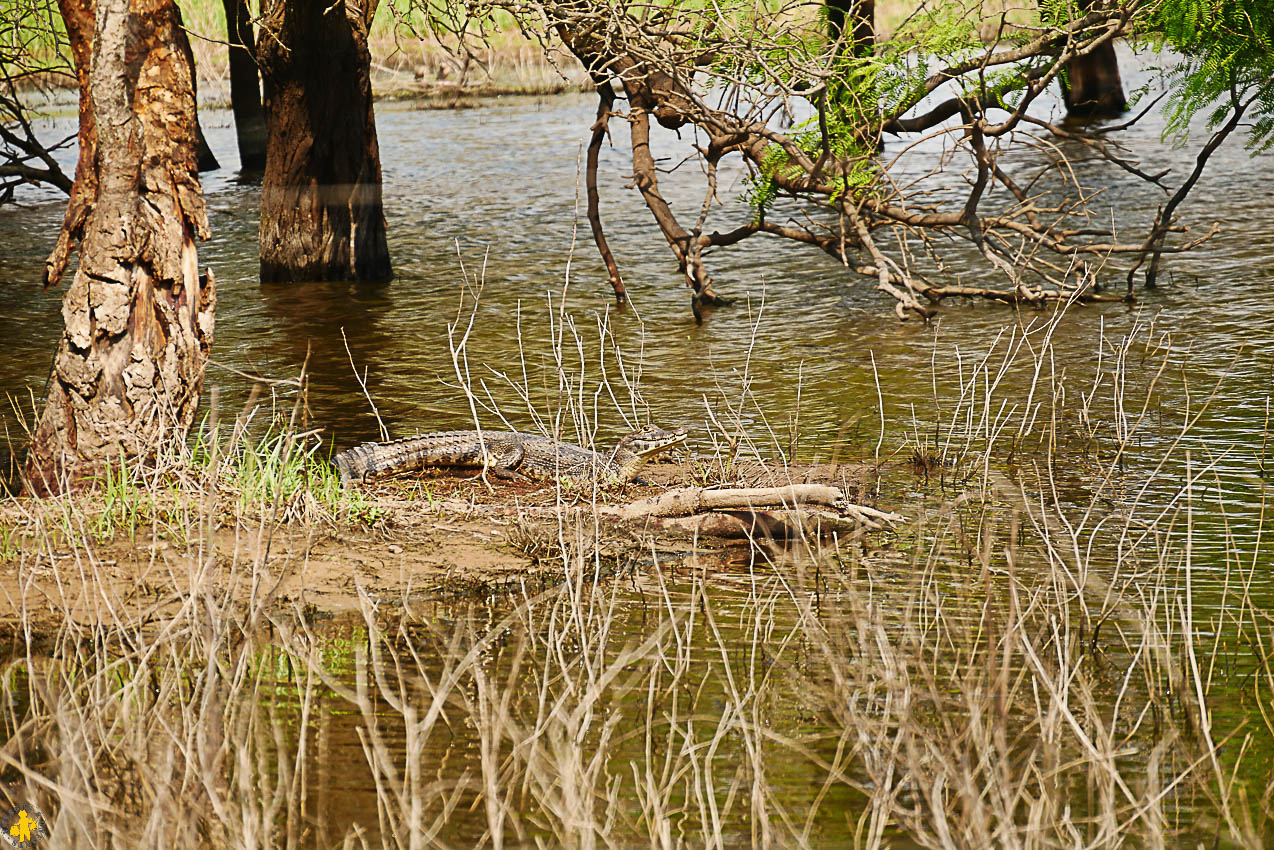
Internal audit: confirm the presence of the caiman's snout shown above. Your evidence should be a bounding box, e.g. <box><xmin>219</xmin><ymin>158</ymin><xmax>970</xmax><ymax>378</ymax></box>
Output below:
<box><xmin>626</xmin><ymin>424</ymin><xmax>689</xmax><ymax>458</ymax></box>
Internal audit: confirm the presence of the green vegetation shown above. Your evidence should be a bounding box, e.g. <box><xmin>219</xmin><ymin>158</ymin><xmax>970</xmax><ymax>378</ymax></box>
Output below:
<box><xmin>0</xmin><ymin>411</ymin><xmax>381</xmax><ymax>560</ymax></box>
<box><xmin>203</xmin><ymin>424</ymin><xmax>381</xmax><ymax>523</ymax></box>
<box><xmin>1147</xmin><ymin>0</ymin><xmax>1274</xmax><ymax>149</ymax></box>
<box><xmin>0</xmin><ymin>0</ymin><xmax>68</xmax><ymax>71</ymax></box>
<box><xmin>91</xmin><ymin>451</ymin><xmax>151</xmax><ymax>543</ymax></box>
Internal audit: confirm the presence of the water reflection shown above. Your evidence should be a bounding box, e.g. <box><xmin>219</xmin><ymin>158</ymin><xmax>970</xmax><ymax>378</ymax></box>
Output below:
<box><xmin>1</xmin><ymin>55</ymin><xmax>1271</xmax><ymax>551</ymax></box>
<box><xmin>0</xmin><ymin>58</ymin><xmax>1272</xmax><ymax>838</ymax></box>
<box><xmin>9</xmin><ymin>519</ymin><xmax>1264</xmax><ymax>848</ymax></box>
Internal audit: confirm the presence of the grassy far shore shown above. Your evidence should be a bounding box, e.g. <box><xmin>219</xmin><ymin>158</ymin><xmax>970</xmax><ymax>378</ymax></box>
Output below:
<box><xmin>9</xmin><ymin>0</ymin><xmax>1043</xmax><ymax>105</ymax></box>
<box><xmin>3</xmin><ymin>0</ymin><xmax>592</xmax><ymax>106</ymax></box>
<box><xmin>181</xmin><ymin>0</ymin><xmax>1032</xmax><ymax>100</ymax></box>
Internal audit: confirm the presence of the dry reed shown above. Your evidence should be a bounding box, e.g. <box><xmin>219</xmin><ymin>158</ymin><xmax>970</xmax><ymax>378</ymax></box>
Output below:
<box><xmin>0</xmin><ymin>298</ymin><xmax>1270</xmax><ymax>849</ymax></box>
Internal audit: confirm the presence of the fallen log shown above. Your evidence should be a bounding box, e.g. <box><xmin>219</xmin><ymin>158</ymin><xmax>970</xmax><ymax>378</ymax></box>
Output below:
<box><xmin>608</xmin><ymin>484</ymin><xmax>844</xmax><ymax>519</ymax></box>
<box><xmin>601</xmin><ymin>485</ymin><xmax>902</xmax><ymax>529</ymax></box>
<box><xmin>637</xmin><ymin>507</ymin><xmax>877</xmax><ymax>540</ymax></box>
<box><xmin>425</xmin><ymin>484</ymin><xmax>902</xmax><ymax>539</ymax></box>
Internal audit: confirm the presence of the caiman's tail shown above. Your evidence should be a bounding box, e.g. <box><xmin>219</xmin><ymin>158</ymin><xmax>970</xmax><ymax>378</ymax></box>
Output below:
<box><xmin>331</xmin><ymin>443</ymin><xmax>375</xmax><ymax>487</ymax></box>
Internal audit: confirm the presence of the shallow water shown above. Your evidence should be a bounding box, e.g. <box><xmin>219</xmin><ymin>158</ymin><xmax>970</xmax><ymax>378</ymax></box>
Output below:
<box><xmin>1</xmin><ymin>45</ymin><xmax>1272</xmax><ymax>845</ymax></box>
<box><xmin>3</xmin><ymin>63</ymin><xmax>1270</xmax><ymax>562</ymax></box>
<box><xmin>2</xmin><ymin>59</ymin><xmax>1272</xmax><ymax>457</ymax></box>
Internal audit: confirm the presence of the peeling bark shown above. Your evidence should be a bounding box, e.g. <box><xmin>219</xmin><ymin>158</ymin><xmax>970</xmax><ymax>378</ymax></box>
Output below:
<box><xmin>257</xmin><ymin>0</ymin><xmax>391</xmax><ymax>283</ymax></box>
<box><xmin>26</xmin><ymin>0</ymin><xmax>213</xmax><ymax>495</ymax></box>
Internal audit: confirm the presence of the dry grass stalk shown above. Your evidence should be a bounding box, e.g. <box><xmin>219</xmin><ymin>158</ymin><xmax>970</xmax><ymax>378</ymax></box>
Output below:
<box><xmin>0</xmin><ymin>299</ymin><xmax>1270</xmax><ymax>847</ymax></box>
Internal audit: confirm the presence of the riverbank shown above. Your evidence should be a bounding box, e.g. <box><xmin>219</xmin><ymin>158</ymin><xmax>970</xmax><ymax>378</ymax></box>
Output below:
<box><xmin>2</xmin><ymin>301</ymin><xmax>1272</xmax><ymax>845</ymax></box>
<box><xmin>10</xmin><ymin>0</ymin><xmax>1039</xmax><ymax>112</ymax></box>
<box><xmin>1</xmin><ymin>406</ymin><xmax>1271</xmax><ymax>847</ymax></box>
<box><xmin>8</xmin><ymin>15</ymin><xmax>588</xmax><ymax>115</ymax></box>
<box><xmin>190</xmin><ymin>7</ymin><xmax>591</xmax><ymax>105</ymax></box>
<box><xmin>0</xmin><ymin>434</ymin><xmax>881</xmax><ymax>627</ymax></box>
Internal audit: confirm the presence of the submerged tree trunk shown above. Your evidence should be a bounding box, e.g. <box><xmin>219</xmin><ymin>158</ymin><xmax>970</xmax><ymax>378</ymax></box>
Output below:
<box><xmin>826</xmin><ymin>0</ymin><xmax>874</xmax><ymax>53</ymax></box>
<box><xmin>1061</xmin><ymin>0</ymin><xmax>1126</xmax><ymax>119</ymax></box>
<box><xmin>256</xmin><ymin>0</ymin><xmax>391</xmax><ymax>283</ymax></box>
<box><xmin>26</xmin><ymin>0</ymin><xmax>213</xmax><ymax>496</ymax></box>
<box><xmin>173</xmin><ymin>4</ymin><xmax>221</xmax><ymax>172</ymax></box>
<box><xmin>195</xmin><ymin>121</ymin><xmax>220</xmax><ymax>172</ymax></box>
<box><xmin>223</xmin><ymin>0</ymin><xmax>266</xmax><ymax>170</ymax></box>
<box><xmin>1063</xmin><ymin>40</ymin><xmax>1127</xmax><ymax>118</ymax></box>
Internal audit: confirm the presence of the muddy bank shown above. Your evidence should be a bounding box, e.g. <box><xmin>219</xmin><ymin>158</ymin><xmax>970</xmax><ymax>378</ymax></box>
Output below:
<box><xmin>0</xmin><ymin>460</ymin><xmax>879</xmax><ymax>628</ymax></box>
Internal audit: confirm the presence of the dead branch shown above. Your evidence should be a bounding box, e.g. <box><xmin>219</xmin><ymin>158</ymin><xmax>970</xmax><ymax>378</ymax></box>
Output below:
<box><xmin>428</xmin><ymin>483</ymin><xmax>900</xmax><ymax>540</ymax></box>
<box><xmin>586</xmin><ymin>84</ymin><xmax>626</xmax><ymax>303</ymax></box>
<box><xmin>610</xmin><ymin>483</ymin><xmax>846</xmax><ymax>518</ymax></box>
<box><xmin>423</xmin><ymin>0</ymin><xmax>1222</xmax><ymax>315</ymax></box>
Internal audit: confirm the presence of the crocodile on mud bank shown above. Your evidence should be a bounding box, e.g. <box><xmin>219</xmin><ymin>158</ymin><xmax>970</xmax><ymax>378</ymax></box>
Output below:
<box><xmin>332</xmin><ymin>424</ymin><xmax>689</xmax><ymax>487</ymax></box>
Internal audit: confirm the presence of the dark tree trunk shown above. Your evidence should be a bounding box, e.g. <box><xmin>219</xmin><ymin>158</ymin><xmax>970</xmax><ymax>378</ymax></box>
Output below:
<box><xmin>196</xmin><ymin>121</ymin><xmax>220</xmax><ymax>172</ymax></box>
<box><xmin>826</xmin><ymin>0</ymin><xmax>880</xmax><ymax>151</ymax></box>
<box><xmin>27</xmin><ymin>0</ymin><xmax>213</xmax><ymax>495</ymax></box>
<box><xmin>173</xmin><ymin>4</ymin><xmax>221</xmax><ymax>172</ymax></box>
<box><xmin>1060</xmin><ymin>0</ymin><xmax>1126</xmax><ymax>119</ymax></box>
<box><xmin>826</xmin><ymin>0</ymin><xmax>874</xmax><ymax>53</ymax></box>
<box><xmin>256</xmin><ymin>0</ymin><xmax>391</xmax><ymax>283</ymax></box>
<box><xmin>1063</xmin><ymin>40</ymin><xmax>1127</xmax><ymax>118</ymax></box>
<box><xmin>223</xmin><ymin>0</ymin><xmax>266</xmax><ymax>170</ymax></box>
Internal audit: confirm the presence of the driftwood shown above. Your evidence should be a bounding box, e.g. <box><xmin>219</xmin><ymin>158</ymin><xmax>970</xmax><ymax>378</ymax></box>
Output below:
<box><xmin>603</xmin><ymin>486</ymin><xmax>901</xmax><ymax>541</ymax></box>
<box><xmin>430</xmin><ymin>484</ymin><xmax>901</xmax><ymax>541</ymax></box>
<box><xmin>633</xmin><ymin>508</ymin><xmax>864</xmax><ymax>541</ymax></box>
<box><xmin>607</xmin><ymin>485</ymin><xmax>842</xmax><ymax>518</ymax></box>
<box><xmin>604</xmin><ymin>485</ymin><xmax>899</xmax><ymax>526</ymax></box>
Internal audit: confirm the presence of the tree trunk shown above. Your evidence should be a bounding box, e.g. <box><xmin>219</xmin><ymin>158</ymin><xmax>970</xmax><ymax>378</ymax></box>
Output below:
<box><xmin>825</xmin><ymin>0</ymin><xmax>881</xmax><ymax>151</ymax></box>
<box><xmin>826</xmin><ymin>0</ymin><xmax>874</xmax><ymax>53</ymax></box>
<box><xmin>1063</xmin><ymin>40</ymin><xmax>1127</xmax><ymax>118</ymax></box>
<box><xmin>173</xmin><ymin>4</ymin><xmax>221</xmax><ymax>172</ymax></box>
<box><xmin>223</xmin><ymin>0</ymin><xmax>266</xmax><ymax>170</ymax></box>
<box><xmin>196</xmin><ymin>121</ymin><xmax>220</xmax><ymax>172</ymax></box>
<box><xmin>26</xmin><ymin>0</ymin><xmax>213</xmax><ymax>496</ymax></box>
<box><xmin>256</xmin><ymin>0</ymin><xmax>391</xmax><ymax>283</ymax></box>
<box><xmin>1060</xmin><ymin>0</ymin><xmax>1126</xmax><ymax>119</ymax></box>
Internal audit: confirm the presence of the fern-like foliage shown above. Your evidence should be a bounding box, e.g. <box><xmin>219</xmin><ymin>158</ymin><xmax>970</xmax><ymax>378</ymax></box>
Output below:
<box><xmin>1142</xmin><ymin>0</ymin><xmax>1274</xmax><ymax>150</ymax></box>
<box><xmin>738</xmin><ymin>0</ymin><xmax>1017</xmax><ymax>216</ymax></box>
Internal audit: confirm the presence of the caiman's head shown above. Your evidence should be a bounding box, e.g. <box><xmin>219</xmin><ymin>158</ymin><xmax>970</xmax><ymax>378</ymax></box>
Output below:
<box><xmin>611</xmin><ymin>424</ymin><xmax>689</xmax><ymax>481</ymax></box>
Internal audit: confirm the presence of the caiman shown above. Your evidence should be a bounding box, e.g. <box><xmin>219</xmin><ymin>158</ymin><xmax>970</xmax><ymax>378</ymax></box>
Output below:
<box><xmin>332</xmin><ymin>424</ymin><xmax>689</xmax><ymax>487</ymax></box>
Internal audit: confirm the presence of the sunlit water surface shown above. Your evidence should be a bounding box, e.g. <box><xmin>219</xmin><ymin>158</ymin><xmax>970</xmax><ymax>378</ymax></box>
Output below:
<box><xmin>1</xmin><ymin>46</ymin><xmax>1272</xmax><ymax>845</ymax></box>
